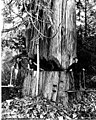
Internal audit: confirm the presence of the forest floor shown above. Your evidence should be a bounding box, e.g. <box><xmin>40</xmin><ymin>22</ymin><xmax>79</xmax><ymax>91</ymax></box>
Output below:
<box><xmin>1</xmin><ymin>91</ymin><xmax>96</xmax><ymax>120</ymax></box>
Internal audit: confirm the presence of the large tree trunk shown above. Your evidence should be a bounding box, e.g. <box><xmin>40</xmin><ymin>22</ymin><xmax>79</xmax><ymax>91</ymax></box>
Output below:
<box><xmin>23</xmin><ymin>0</ymin><xmax>76</xmax><ymax>107</ymax></box>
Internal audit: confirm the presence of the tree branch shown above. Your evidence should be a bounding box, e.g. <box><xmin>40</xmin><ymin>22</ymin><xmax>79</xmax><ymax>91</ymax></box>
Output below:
<box><xmin>7</xmin><ymin>0</ymin><xmax>13</xmax><ymax>5</ymax></box>
<box><xmin>2</xmin><ymin>23</ymin><xmax>23</xmax><ymax>33</ymax></box>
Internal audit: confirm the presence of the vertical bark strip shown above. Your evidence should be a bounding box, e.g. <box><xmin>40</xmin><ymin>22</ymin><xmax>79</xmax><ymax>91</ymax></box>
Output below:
<box><xmin>66</xmin><ymin>0</ymin><xmax>77</xmax><ymax>65</ymax></box>
<box><xmin>61</xmin><ymin>0</ymin><xmax>68</xmax><ymax>69</ymax></box>
<box><xmin>62</xmin><ymin>0</ymin><xmax>76</xmax><ymax>68</ymax></box>
<box><xmin>58</xmin><ymin>0</ymin><xmax>76</xmax><ymax>106</ymax></box>
<box><xmin>49</xmin><ymin>0</ymin><xmax>62</xmax><ymax>64</ymax></box>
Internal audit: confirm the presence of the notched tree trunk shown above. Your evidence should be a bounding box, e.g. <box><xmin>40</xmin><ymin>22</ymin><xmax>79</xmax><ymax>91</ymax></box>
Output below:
<box><xmin>23</xmin><ymin>0</ymin><xmax>76</xmax><ymax>107</ymax></box>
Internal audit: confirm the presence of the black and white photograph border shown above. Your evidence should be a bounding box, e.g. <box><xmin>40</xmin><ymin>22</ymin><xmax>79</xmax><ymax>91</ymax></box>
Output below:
<box><xmin>1</xmin><ymin>0</ymin><xmax>96</xmax><ymax>119</ymax></box>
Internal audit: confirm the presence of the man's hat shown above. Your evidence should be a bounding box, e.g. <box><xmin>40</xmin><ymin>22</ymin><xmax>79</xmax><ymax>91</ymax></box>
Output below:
<box><xmin>73</xmin><ymin>57</ymin><xmax>78</xmax><ymax>60</ymax></box>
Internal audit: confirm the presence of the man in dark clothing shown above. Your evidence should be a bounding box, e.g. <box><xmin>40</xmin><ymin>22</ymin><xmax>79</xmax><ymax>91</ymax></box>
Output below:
<box><xmin>28</xmin><ymin>58</ymin><xmax>44</xmax><ymax>71</ymax></box>
<box><xmin>67</xmin><ymin>58</ymin><xmax>84</xmax><ymax>90</ymax></box>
